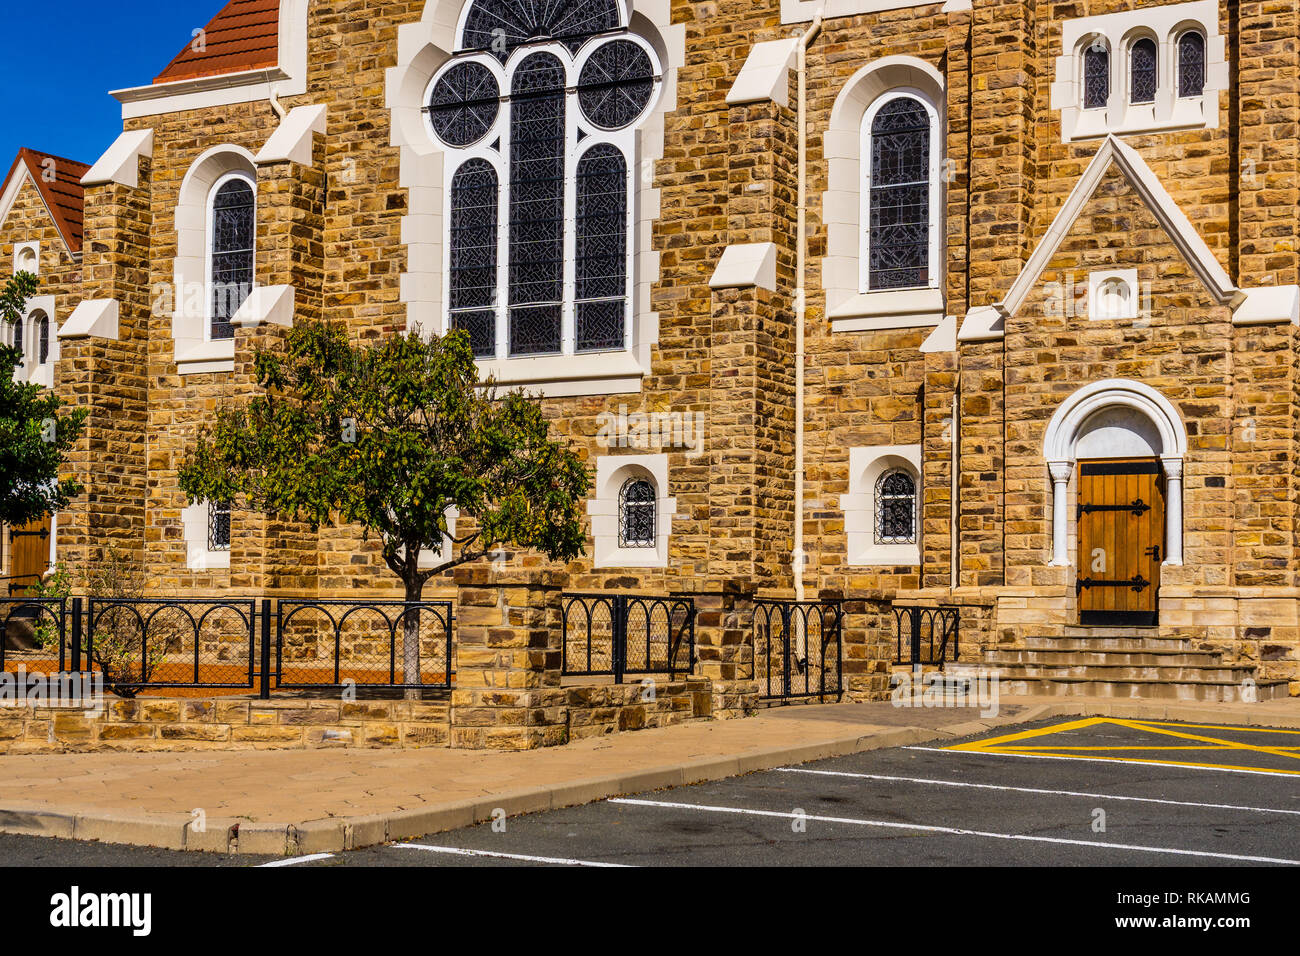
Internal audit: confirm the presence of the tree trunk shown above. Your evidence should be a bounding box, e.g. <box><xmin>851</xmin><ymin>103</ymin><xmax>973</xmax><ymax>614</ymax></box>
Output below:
<box><xmin>403</xmin><ymin>574</ymin><xmax>423</xmax><ymax>701</ymax></box>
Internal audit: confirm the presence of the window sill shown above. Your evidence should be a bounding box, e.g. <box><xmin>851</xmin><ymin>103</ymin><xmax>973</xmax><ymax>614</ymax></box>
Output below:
<box><xmin>829</xmin><ymin>287</ymin><xmax>945</xmax><ymax>332</ymax></box>
<box><xmin>846</xmin><ymin>542</ymin><xmax>921</xmax><ymax>567</ymax></box>
<box><xmin>175</xmin><ymin>339</ymin><xmax>235</xmax><ymax>376</ymax></box>
<box><xmin>186</xmin><ymin>550</ymin><xmax>231</xmax><ymax>571</ymax></box>
<box><xmin>477</xmin><ymin>351</ymin><xmax>646</xmax><ymax>397</ymax></box>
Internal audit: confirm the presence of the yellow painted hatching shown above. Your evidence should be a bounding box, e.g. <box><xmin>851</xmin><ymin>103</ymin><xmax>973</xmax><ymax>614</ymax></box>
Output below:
<box><xmin>945</xmin><ymin>718</ymin><xmax>1300</xmax><ymax>776</ymax></box>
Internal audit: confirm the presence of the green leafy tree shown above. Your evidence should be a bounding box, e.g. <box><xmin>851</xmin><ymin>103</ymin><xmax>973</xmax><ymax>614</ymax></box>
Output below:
<box><xmin>179</xmin><ymin>320</ymin><xmax>590</xmax><ymax>682</ymax></box>
<box><xmin>0</xmin><ymin>272</ymin><xmax>87</xmax><ymax>528</ymax></box>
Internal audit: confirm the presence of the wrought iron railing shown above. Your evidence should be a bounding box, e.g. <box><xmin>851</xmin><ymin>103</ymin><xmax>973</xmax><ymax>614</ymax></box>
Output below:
<box><xmin>561</xmin><ymin>594</ymin><xmax>695</xmax><ymax>683</ymax></box>
<box><xmin>751</xmin><ymin>600</ymin><xmax>843</xmax><ymax>702</ymax></box>
<box><xmin>85</xmin><ymin>597</ymin><xmax>259</xmax><ymax>691</ymax></box>
<box><xmin>0</xmin><ymin>597</ymin><xmax>68</xmax><ymax>674</ymax></box>
<box><xmin>276</xmin><ymin>599</ymin><xmax>453</xmax><ymax>691</ymax></box>
<box><xmin>893</xmin><ymin>605</ymin><xmax>960</xmax><ymax>668</ymax></box>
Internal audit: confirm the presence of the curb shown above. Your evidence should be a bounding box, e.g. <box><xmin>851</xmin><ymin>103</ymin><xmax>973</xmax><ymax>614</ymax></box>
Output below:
<box><xmin>0</xmin><ymin>699</ymin><xmax>1294</xmax><ymax>855</ymax></box>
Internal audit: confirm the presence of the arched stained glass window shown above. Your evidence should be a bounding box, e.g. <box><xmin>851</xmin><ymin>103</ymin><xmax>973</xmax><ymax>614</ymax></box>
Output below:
<box><xmin>429</xmin><ymin>61</ymin><xmax>500</xmax><ymax>147</ymax></box>
<box><xmin>34</xmin><ymin>311</ymin><xmax>50</xmax><ymax>365</ymax></box>
<box><xmin>619</xmin><ymin>477</ymin><xmax>656</xmax><ymax>549</ymax></box>
<box><xmin>209</xmin><ymin>175</ymin><xmax>255</xmax><ymax>342</ymax></box>
<box><xmin>575</xmin><ymin>144</ymin><xmax>628</xmax><ymax>353</ymax></box>
<box><xmin>449</xmin><ymin>159</ymin><xmax>499</xmax><ymax>358</ymax></box>
<box><xmin>508</xmin><ymin>52</ymin><xmax>567</xmax><ymax>356</ymax></box>
<box><xmin>868</xmin><ymin>96</ymin><xmax>931</xmax><ymax>291</ymax></box>
<box><xmin>875</xmin><ymin>469</ymin><xmax>917</xmax><ymax>546</ymax></box>
<box><xmin>1130</xmin><ymin>38</ymin><xmax>1157</xmax><ymax>104</ymax></box>
<box><xmin>1178</xmin><ymin>31</ymin><xmax>1205</xmax><ymax>98</ymax></box>
<box><xmin>461</xmin><ymin>0</ymin><xmax>622</xmax><ymax>62</ymax></box>
<box><xmin>430</xmin><ymin>4</ymin><xmax>660</xmax><ymax>363</ymax></box>
<box><xmin>1083</xmin><ymin>43</ymin><xmax>1110</xmax><ymax>109</ymax></box>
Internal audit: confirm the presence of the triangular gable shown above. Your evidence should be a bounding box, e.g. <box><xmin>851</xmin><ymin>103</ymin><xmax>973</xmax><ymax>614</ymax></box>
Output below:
<box><xmin>958</xmin><ymin>134</ymin><xmax>1293</xmax><ymax>341</ymax></box>
<box><xmin>154</xmin><ymin>0</ymin><xmax>280</xmax><ymax>85</ymax></box>
<box><xmin>0</xmin><ymin>148</ymin><xmax>90</xmax><ymax>255</ymax></box>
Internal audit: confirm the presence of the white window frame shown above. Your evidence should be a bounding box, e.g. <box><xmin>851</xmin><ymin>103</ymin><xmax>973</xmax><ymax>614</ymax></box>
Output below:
<box><xmin>1051</xmin><ymin>1</ymin><xmax>1224</xmax><ymax>142</ymax></box>
<box><xmin>204</xmin><ymin>169</ymin><xmax>258</xmax><ymax>347</ymax></box>
<box><xmin>181</xmin><ymin>500</ymin><xmax>232</xmax><ymax>571</ymax></box>
<box><xmin>588</xmin><ymin>454</ymin><xmax>675</xmax><ymax>569</ymax></box>
<box><xmin>859</xmin><ymin>88</ymin><xmax>942</xmax><ymax>296</ymax></box>
<box><xmin>21</xmin><ymin>296</ymin><xmax>58</xmax><ymax>388</ymax></box>
<box><xmin>430</xmin><ymin>35</ymin><xmax>658</xmax><ymax>367</ymax></box>
<box><xmin>13</xmin><ymin>242</ymin><xmax>39</xmax><ymax>276</ymax></box>
<box><xmin>844</xmin><ymin>445</ymin><xmax>922</xmax><ymax>567</ymax></box>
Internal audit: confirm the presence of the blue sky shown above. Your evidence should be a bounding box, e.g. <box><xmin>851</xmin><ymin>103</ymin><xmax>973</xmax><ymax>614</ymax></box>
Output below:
<box><xmin>1</xmin><ymin>1</ymin><xmax>223</xmax><ymax>166</ymax></box>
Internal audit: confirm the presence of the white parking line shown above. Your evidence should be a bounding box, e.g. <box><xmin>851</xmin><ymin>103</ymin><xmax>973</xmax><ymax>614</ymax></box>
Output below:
<box><xmin>258</xmin><ymin>853</ymin><xmax>335</xmax><ymax>868</ymax></box>
<box><xmin>609</xmin><ymin>798</ymin><xmax>1300</xmax><ymax>865</ymax></box>
<box><xmin>392</xmin><ymin>843</ymin><xmax>631</xmax><ymax>867</ymax></box>
<box><xmin>904</xmin><ymin>745</ymin><xmax>1300</xmax><ymax>778</ymax></box>
<box><xmin>777</xmin><ymin>767</ymin><xmax>1300</xmax><ymax>816</ymax></box>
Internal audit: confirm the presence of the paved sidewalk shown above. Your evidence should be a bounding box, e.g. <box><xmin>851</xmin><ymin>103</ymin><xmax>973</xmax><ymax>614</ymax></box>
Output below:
<box><xmin>1</xmin><ymin>694</ymin><xmax>1297</xmax><ymax>856</ymax></box>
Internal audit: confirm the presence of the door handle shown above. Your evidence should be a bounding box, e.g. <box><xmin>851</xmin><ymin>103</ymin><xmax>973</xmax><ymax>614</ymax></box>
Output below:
<box><xmin>1145</xmin><ymin>545</ymin><xmax>1161</xmax><ymax>561</ymax></box>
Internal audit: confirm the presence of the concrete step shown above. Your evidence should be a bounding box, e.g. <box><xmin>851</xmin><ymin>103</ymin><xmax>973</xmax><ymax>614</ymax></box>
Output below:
<box><xmin>992</xmin><ymin>663</ymin><xmax>1255</xmax><ymax>683</ymax></box>
<box><xmin>1001</xmin><ymin>678</ymin><xmax>1290</xmax><ymax>703</ymax></box>
<box><xmin>988</xmin><ymin>649</ymin><xmax>1225</xmax><ymax>667</ymax></box>
<box><xmin>1061</xmin><ymin>626</ymin><xmax>1165</xmax><ymax>639</ymax></box>
<box><xmin>1022</xmin><ymin>637</ymin><xmax>1196</xmax><ymax>653</ymax></box>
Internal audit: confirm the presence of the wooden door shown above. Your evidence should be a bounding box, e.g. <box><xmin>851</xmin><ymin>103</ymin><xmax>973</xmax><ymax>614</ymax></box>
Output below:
<box><xmin>1076</xmin><ymin>459</ymin><xmax>1164</xmax><ymax>626</ymax></box>
<box><xmin>7</xmin><ymin>517</ymin><xmax>51</xmax><ymax>596</ymax></box>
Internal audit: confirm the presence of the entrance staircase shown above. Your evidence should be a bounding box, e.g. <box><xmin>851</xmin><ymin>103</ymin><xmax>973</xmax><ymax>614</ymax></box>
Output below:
<box><xmin>979</xmin><ymin>628</ymin><xmax>1290</xmax><ymax>702</ymax></box>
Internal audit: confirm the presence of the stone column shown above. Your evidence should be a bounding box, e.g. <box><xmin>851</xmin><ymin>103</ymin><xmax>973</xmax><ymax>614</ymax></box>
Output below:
<box><xmin>685</xmin><ymin>577</ymin><xmax>758</xmax><ymax>719</ymax></box>
<box><xmin>1163</xmin><ymin>457</ymin><xmax>1183</xmax><ymax>567</ymax></box>
<box><xmin>1049</xmin><ymin>461</ymin><xmax>1072</xmax><ymax>567</ymax></box>
<box><xmin>450</xmin><ymin>567</ymin><xmax>568</xmax><ymax>750</ymax></box>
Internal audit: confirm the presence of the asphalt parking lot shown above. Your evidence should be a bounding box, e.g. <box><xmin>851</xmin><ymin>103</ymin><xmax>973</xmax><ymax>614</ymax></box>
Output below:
<box><xmin>4</xmin><ymin>717</ymin><xmax>1298</xmax><ymax>867</ymax></box>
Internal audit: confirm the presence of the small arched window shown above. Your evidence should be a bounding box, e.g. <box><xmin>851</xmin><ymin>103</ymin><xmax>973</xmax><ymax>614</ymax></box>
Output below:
<box><xmin>8</xmin><ymin>317</ymin><xmax>23</xmax><ymax>363</ymax></box>
<box><xmin>208</xmin><ymin>500</ymin><xmax>232</xmax><ymax>552</ymax></box>
<box><xmin>1083</xmin><ymin>42</ymin><xmax>1110</xmax><ymax>109</ymax></box>
<box><xmin>1130</xmin><ymin>38</ymin><xmax>1157</xmax><ymax>104</ymax></box>
<box><xmin>866</xmin><ymin>94</ymin><xmax>934</xmax><ymax>292</ymax></box>
<box><xmin>875</xmin><ymin>469</ymin><xmax>917</xmax><ymax>546</ymax></box>
<box><xmin>1178</xmin><ymin>31</ymin><xmax>1205</xmax><ymax>98</ymax></box>
<box><xmin>208</xmin><ymin>174</ymin><xmax>256</xmax><ymax>342</ymax></box>
<box><xmin>618</xmin><ymin>477</ymin><xmax>656</xmax><ymax>549</ymax></box>
<box><xmin>32</xmin><ymin>311</ymin><xmax>50</xmax><ymax>365</ymax></box>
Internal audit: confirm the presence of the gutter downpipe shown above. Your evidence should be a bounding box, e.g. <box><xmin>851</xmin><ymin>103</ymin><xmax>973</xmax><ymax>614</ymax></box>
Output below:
<box><xmin>793</xmin><ymin>11</ymin><xmax>824</xmax><ymax>613</ymax></box>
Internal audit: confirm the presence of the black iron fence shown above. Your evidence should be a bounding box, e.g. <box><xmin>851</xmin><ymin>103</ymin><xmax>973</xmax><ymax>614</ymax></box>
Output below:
<box><xmin>0</xmin><ymin>596</ymin><xmax>454</xmax><ymax>697</ymax></box>
<box><xmin>561</xmin><ymin>594</ymin><xmax>695</xmax><ymax>683</ymax></box>
<box><xmin>0</xmin><ymin>597</ymin><xmax>68</xmax><ymax>674</ymax></box>
<box><xmin>893</xmin><ymin>605</ymin><xmax>960</xmax><ymax>668</ymax></box>
<box><xmin>277</xmin><ymin>599</ymin><xmax>453</xmax><ymax>691</ymax></box>
<box><xmin>751</xmin><ymin>600</ymin><xmax>843</xmax><ymax>702</ymax></box>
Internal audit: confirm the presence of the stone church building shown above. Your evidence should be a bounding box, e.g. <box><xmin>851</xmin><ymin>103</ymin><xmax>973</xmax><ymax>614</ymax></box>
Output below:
<box><xmin>2</xmin><ymin>0</ymin><xmax>1298</xmax><ymax>699</ymax></box>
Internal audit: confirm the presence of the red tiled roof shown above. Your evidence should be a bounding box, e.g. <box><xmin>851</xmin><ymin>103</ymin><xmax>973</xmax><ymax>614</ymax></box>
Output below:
<box><xmin>0</xmin><ymin>149</ymin><xmax>91</xmax><ymax>255</ymax></box>
<box><xmin>154</xmin><ymin>0</ymin><xmax>281</xmax><ymax>85</ymax></box>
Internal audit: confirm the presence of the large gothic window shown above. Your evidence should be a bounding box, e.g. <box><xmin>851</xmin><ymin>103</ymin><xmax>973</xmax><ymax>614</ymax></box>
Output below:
<box><xmin>428</xmin><ymin>0</ymin><xmax>659</xmax><ymax>360</ymax></box>
<box><xmin>865</xmin><ymin>94</ymin><xmax>935</xmax><ymax>292</ymax></box>
<box><xmin>1178</xmin><ymin>31</ymin><xmax>1205</xmax><ymax>98</ymax></box>
<box><xmin>208</xmin><ymin>174</ymin><xmax>256</xmax><ymax>342</ymax></box>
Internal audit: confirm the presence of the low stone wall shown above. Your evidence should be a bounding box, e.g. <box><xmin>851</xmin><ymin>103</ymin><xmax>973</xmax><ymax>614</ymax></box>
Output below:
<box><xmin>0</xmin><ymin>678</ymin><xmax>722</xmax><ymax>754</ymax></box>
<box><xmin>0</xmin><ymin>698</ymin><xmax>453</xmax><ymax>754</ymax></box>
<box><xmin>565</xmin><ymin>678</ymin><xmax>712</xmax><ymax>741</ymax></box>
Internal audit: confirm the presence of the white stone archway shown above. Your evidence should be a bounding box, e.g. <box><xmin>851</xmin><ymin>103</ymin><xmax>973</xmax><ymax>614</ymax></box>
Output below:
<box><xmin>1043</xmin><ymin>379</ymin><xmax>1188</xmax><ymax>568</ymax></box>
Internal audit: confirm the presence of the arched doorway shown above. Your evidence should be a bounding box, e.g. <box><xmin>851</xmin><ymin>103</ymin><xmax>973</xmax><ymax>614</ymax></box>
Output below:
<box><xmin>1044</xmin><ymin>380</ymin><xmax>1188</xmax><ymax>626</ymax></box>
